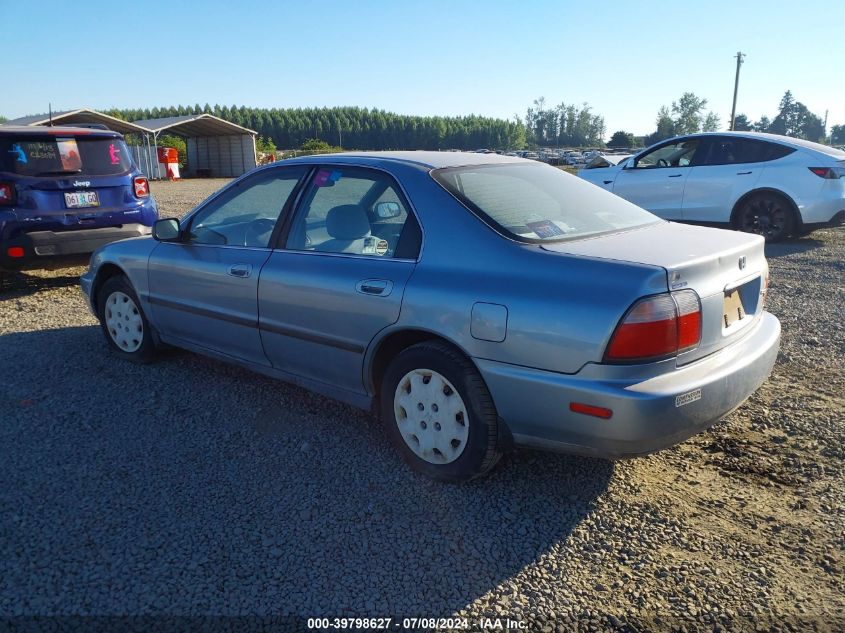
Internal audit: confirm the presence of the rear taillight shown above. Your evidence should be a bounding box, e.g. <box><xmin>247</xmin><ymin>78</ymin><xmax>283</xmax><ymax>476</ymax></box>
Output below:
<box><xmin>604</xmin><ymin>290</ymin><xmax>702</xmax><ymax>363</ymax></box>
<box><xmin>809</xmin><ymin>167</ymin><xmax>844</xmax><ymax>179</ymax></box>
<box><xmin>133</xmin><ymin>176</ymin><xmax>149</xmax><ymax>198</ymax></box>
<box><xmin>0</xmin><ymin>182</ymin><xmax>14</xmax><ymax>206</ymax></box>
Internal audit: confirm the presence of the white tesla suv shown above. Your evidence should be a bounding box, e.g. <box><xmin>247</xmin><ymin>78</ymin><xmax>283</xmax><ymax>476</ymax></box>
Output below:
<box><xmin>579</xmin><ymin>131</ymin><xmax>845</xmax><ymax>241</ymax></box>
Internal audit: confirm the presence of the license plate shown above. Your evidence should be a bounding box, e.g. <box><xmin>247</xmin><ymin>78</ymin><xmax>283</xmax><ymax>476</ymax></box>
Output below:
<box><xmin>64</xmin><ymin>191</ymin><xmax>100</xmax><ymax>208</ymax></box>
<box><xmin>723</xmin><ymin>289</ymin><xmax>746</xmax><ymax>328</ymax></box>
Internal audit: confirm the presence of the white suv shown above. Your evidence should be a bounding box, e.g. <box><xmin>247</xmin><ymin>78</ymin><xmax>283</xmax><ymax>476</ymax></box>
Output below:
<box><xmin>578</xmin><ymin>131</ymin><xmax>845</xmax><ymax>241</ymax></box>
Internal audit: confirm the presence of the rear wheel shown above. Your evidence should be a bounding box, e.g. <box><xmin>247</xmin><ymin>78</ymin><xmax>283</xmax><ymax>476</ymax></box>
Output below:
<box><xmin>732</xmin><ymin>192</ymin><xmax>795</xmax><ymax>242</ymax></box>
<box><xmin>97</xmin><ymin>276</ymin><xmax>158</xmax><ymax>363</ymax></box>
<box><xmin>380</xmin><ymin>341</ymin><xmax>502</xmax><ymax>482</ymax></box>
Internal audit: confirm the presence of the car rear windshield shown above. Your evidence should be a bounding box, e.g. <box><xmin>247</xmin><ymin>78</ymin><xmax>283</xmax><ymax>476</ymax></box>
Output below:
<box><xmin>432</xmin><ymin>162</ymin><xmax>659</xmax><ymax>243</ymax></box>
<box><xmin>0</xmin><ymin>135</ymin><xmax>134</xmax><ymax>177</ymax></box>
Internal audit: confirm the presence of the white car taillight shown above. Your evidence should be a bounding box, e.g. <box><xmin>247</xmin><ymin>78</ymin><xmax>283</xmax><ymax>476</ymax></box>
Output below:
<box><xmin>604</xmin><ymin>290</ymin><xmax>702</xmax><ymax>363</ymax></box>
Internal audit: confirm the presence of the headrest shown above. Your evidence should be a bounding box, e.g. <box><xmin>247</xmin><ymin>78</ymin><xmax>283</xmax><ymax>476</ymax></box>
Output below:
<box><xmin>326</xmin><ymin>204</ymin><xmax>371</xmax><ymax>240</ymax></box>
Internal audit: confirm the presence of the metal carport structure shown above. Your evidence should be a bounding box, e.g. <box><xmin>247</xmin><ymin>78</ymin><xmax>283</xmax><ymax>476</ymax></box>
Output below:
<box><xmin>2</xmin><ymin>108</ymin><xmax>159</xmax><ymax>177</ymax></box>
<box><xmin>132</xmin><ymin>114</ymin><xmax>257</xmax><ymax>179</ymax></box>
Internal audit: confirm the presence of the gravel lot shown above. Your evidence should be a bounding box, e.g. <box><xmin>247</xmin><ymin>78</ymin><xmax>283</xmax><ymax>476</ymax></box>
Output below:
<box><xmin>1</xmin><ymin>178</ymin><xmax>843</xmax><ymax>631</ymax></box>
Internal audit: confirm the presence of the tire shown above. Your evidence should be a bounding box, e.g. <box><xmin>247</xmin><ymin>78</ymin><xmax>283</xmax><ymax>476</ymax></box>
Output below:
<box><xmin>96</xmin><ymin>275</ymin><xmax>158</xmax><ymax>363</ymax></box>
<box><xmin>732</xmin><ymin>192</ymin><xmax>796</xmax><ymax>243</ymax></box>
<box><xmin>380</xmin><ymin>341</ymin><xmax>502</xmax><ymax>482</ymax></box>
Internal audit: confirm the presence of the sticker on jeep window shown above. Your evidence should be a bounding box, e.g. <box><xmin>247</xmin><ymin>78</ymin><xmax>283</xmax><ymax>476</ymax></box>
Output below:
<box><xmin>9</xmin><ymin>143</ymin><xmax>27</xmax><ymax>164</ymax></box>
<box><xmin>108</xmin><ymin>143</ymin><xmax>121</xmax><ymax>165</ymax></box>
<box><xmin>375</xmin><ymin>239</ymin><xmax>389</xmax><ymax>256</ymax></box>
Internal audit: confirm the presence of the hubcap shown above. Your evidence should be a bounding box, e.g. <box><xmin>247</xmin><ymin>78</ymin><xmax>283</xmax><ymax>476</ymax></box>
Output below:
<box><xmin>105</xmin><ymin>291</ymin><xmax>144</xmax><ymax>353</ymax></box>
<box><xmin>394</xmin><ymin>369</ymin><xmax>469</xmax><ymax>465</ymax></box>
<box><xmin>741</xmin><ymin>198</ymin><xmax>787</xmax><ymax>239</ymax></box>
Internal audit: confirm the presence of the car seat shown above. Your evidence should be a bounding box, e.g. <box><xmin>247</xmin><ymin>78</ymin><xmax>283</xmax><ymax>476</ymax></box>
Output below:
<box><xmin>315</xmin><ymin>204</ymin><xmax>372</xmax><ymax>254</ymax></box>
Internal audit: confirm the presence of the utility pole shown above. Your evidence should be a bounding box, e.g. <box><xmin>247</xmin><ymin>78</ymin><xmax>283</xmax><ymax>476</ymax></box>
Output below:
<box><xmin>338</xmin><ymin>123</ymin><xmax>343</xmax><ymax>148</ymax></box>
<box><xmin>730</xmin><ymin>51</ymin><xmax>745</xmax><ymax>131</ymax></box>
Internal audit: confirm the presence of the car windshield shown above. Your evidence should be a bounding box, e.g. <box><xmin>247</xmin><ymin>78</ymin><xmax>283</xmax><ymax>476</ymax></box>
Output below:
<box><xmin>432</xmin><ymin>162</ymin><xmax>660</xmax><ymax>242</ymax></box>
<box><xmin>0</xmin><ymin>135</ymin><xmax>134</xmax><ymax>176</ymax></box>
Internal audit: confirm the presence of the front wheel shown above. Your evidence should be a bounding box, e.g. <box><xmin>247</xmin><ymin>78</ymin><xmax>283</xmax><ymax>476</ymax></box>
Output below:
<box><xmin>97</xmin><ymin>275</ymin><xmax>158</xmax><ymax>363</ymax></box>
<box><xmin>733</xmin><ymin>193</ymin><xmax>795</xmax><ymax>242</ymax></box>
<box><xmin>381</xmin><ymin>341</ymin><xmax>502</xmax><ymax>482</ymax></box>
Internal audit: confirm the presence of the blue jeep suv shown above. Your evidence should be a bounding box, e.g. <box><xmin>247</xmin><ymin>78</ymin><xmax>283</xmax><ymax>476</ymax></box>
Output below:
<box><xmin>0</xmin><ymin>125</ymin><xmax>158</xmax><ymax>272</ymax></box>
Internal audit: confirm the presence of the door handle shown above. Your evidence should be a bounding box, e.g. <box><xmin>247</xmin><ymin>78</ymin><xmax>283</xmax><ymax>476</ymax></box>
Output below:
<box><xmin>228</xmin><ymin>263</ymin><xmax>252</xmax><ymax>278</ymax></box>
<box><xmin>737</xmin><ymin>171</ymin><xmax>753</xmax><ymax>175</ymax></box>
<box><xmin>602</xmin><ymin>180</ymin><xmax>614</xmax><ymax>185</ymax></box>
<box><xmin>355</xmin><ymin>279</ymin><xmax>393</xmax><ymax>297</ymax></box>
<box><xmin>668</xmin><ymin>173</ymin><xmax>683</xmax><ymax>178</ymax></box>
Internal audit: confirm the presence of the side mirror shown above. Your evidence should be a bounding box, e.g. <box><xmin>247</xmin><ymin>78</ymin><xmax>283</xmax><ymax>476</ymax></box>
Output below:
<box><xmin>375</xmin><ymin>201</ymin><xmax>402</xmax><ymax>219</ymax></box>
<box><xmin>153</xmin><ymin>218</ymin><xmax>181</xmax><ymax>241</ymax></box>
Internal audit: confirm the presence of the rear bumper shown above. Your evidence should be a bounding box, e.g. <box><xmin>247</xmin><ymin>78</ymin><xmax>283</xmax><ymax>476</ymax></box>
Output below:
<box><xmin>476</xmin><ymin>311</ymin><xmax>780</xmax><ymax>459</ymax></box>
<box><xmin>1</xmin><ymin>223</ymin><xmax>151</xmax><ymax>270</ymax></box>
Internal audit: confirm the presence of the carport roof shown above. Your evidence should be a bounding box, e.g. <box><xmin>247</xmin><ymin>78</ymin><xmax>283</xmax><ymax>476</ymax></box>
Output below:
<box><xmin>2</xmin><ymin>108</ymin><xmax>149</xmax><ymax>135</ymax></box>
<box><xmin>132</xmin><ymin>114</ymin><xmax>256</xmax><ymax>137</ymax></box>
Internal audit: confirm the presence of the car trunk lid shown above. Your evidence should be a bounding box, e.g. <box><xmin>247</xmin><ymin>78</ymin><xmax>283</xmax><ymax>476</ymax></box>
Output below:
<box><xmin>541</xmin><ymin>222</ymin><xmax>768</xmax><ymax>365</ymax></box>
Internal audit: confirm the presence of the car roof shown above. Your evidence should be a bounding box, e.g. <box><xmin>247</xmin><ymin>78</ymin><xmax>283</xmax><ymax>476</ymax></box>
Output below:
<box><xmin>282</xmin><ymin>150</ymin><xmax>525</xmax><ymax>170</ymax></box>
<box><xmin>0</xmin><ymin>125</ymin><xmax>122</xmax><ymax>138</ymax></box>
<box><xmin>666</xmin><ymin>131</ymin><xmax>845</xmax><ymax>159</ymax></box>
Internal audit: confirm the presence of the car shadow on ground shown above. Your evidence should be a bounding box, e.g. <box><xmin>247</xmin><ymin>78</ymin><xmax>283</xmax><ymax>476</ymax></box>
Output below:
<box><xmin>0</xmin><ymin>270</ymin><xmax>83</xmax><ymax>299</ymax></box>
<box><xmin>764</xmin><ymin>236</ymin><xmax>825</xmax><ymax>258</ymax></box>
<box><xmin>0</xmin><ymin>326</ymin><xmax>613</xmax><ymax>617</ymax></box>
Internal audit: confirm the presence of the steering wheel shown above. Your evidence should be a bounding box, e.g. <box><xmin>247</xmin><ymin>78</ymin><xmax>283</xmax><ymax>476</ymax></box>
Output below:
<box><xmin>657</xmin><ymin>158</ymin><xmax>670</xmax><ymax>167</ymax></box>
<box><xmin>243</xmin><ymin>217</ymin><xmax>277</xmax><ymax>247</ymax></box>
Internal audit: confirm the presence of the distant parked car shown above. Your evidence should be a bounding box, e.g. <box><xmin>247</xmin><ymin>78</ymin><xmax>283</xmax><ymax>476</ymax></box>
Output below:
<box><xmin>0</xmin><ymin>125</ymin><xmax>157</xmax><ymax>272</ymax></box>
<box><xmin>578</xmin><ymin>131</ymin><xmax>845</xmax><ymax>241</ymax></box>
<box><xmin>82</xmin><ymin>152</ymin><xmax>779</xmax><ymax>481</ymax></box>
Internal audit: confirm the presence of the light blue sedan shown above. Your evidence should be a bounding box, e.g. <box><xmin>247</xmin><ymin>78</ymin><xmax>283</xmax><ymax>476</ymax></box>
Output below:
<box><xmin>81</xmin><ymin>152</ymin><xmax>780</xmax><ymax>481</ymax></box>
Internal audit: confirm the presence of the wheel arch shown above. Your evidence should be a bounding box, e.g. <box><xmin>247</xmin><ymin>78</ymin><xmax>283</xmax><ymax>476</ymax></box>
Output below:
<box><xmin>91</xmin><ymin>263</ymin><xmax>129</xmax><ymax>310</ymax></box>
<box><xmin>730</xmin><ymin>187</ymin><xmax>802</xmax><ymax>230</ymax></box>
<box><xmin>366</xmin><ymin>327</ymin><xmax>470</xmax><ymax>398</ymax></box>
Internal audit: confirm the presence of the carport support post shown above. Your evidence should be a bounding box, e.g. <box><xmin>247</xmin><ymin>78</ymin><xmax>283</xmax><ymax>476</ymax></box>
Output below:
<box><xmin>730</xmin><ymin>51</ymin><xmax>745</xmax><ymax>131</ymax></box>
<box><xmin>153</xmin><ymin>132</ymin><xmax>160</xmax><ymax>180</ymax></box>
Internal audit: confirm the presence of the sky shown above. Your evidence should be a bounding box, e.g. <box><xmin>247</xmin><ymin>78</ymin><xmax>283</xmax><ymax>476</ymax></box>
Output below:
<box><xmin>3</xmin><ymin>0</ymin><xmax>844</xmax><ymax>136</ymax></box>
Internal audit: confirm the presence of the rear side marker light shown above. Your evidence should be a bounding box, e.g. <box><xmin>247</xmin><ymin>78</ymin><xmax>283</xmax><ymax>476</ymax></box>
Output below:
<box><xmin>605</xmin><ymin>290</ymin><xmax>702</xmax><ymax>363</ymax></box>
<box><xmin>7</xmin><ymin>246</ymin><xmax>25</xmax><ymax>258</ymax></box>
<box><xmin>570</xmin><ymin>402</ymin><xmax>613</xmax><ymax>419</ymax></box>
<box><xmin>133</xmin><ymin>176</ymin><xmax>150</xmax><ymax>198</ymax></box>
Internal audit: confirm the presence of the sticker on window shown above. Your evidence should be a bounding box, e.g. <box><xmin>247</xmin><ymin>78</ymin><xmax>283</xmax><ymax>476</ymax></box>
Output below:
<box><xmin>362</xmin><ymin>236</ymin><xmax>377</xmax><ymax>255</ymax></box>
<box><xmin>9</xmin><ymin>143</ymin><xmax>27</xmax><ymax>164</ymax></box>
<box><xmin>375</xmin><ymin>239</ymin><xmax>389</xmax><ymax>256</ymax></box>
<box><xmin>108</xmin><ymin>143</ymin><xmax>121</xmax><ymax>165</ymax></box>
<box><xmin>314</xmin><ymin>169</ymin><xmax>343</xmax><ymax>187</ymax></box>
<box><xmin>526</xmin><ymin>220</ymin><xmax>565</xmax><ymax>239</ymax></box>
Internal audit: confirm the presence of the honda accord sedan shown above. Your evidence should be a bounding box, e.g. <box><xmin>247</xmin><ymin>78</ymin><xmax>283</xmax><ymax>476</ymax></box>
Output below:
<box><xmin>579</xmin><ymin>131</ymin><xmax>845</xmax><ymax>241</ymax></box>
<box><xmin>81</xmin><ymin>152</ymin><xmax>780</xmax><ymax>481</ymax></box>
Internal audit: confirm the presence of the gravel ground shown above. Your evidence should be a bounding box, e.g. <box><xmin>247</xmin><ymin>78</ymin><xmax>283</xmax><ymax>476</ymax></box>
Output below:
<box><xmin>1</xmin><ymin>178</ymin><xmax>842</xmax><ymax>631</ymax></box>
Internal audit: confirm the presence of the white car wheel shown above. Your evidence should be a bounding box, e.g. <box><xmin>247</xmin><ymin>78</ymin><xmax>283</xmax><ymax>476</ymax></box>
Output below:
<box><xmin>393</xmin><ymin>368</ymin><xmax>469</xmax><ymax>465</ymax></box>
<box><xmin>104</xmin><ymin>291</ymin><xmax>144</xmax><ymax>353</ymax></box>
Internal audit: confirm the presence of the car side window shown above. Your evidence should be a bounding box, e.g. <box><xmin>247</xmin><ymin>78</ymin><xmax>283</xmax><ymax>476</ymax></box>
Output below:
<box><xmin>187</xmin><ymin>166</ymin><xmax>306</xmax><ymax>247</ymax></box>
<box><xmin>634</xmin><ymin>139</ymin><xmax>701</xmax><ymax>169</ymax></box>
<box><xmin>701</xmin><ymin>138</ymin><xmax>795</xmax><ymax>165</ymax></box>
<box><xmin>286</xmin><ymin>167</ymin><xmax>417</xmax><ymax>259</ymax></box>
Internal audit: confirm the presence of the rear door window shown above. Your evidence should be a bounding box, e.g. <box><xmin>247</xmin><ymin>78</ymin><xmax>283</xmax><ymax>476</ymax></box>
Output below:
<box><xmin>700</xmin><ymin>137</ymin><xmax>796</xmax><ymax>165</ymax></box>
<box><xmin>0</xmin><ymin>135</ymin><xmax>134</xmax><ymax>176</ymax></box>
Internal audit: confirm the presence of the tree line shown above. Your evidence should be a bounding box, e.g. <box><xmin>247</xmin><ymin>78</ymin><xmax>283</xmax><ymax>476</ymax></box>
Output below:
<box><xmin>104</xmin><ymin>104</ymin><xmax>526</xmax><ymax>151</ymax></box>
